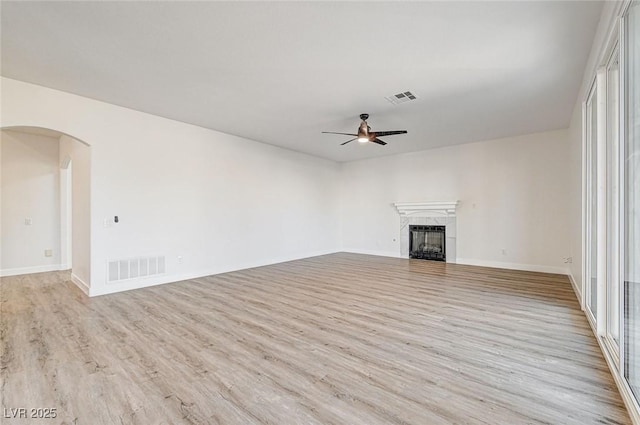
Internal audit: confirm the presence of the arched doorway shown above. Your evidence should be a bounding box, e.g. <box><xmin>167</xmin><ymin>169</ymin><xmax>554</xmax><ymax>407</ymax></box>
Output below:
<box><xmin>0</xmin><ymin>126</ymin><xmax>91</xmax><ymax>294</ymax></box>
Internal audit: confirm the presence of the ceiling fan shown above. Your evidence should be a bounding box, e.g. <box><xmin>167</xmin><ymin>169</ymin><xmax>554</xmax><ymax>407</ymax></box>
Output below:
<box><xmin>322</xmin><ymin>113</ymin><xmax>407</xmax><ymax>146</ymax></box>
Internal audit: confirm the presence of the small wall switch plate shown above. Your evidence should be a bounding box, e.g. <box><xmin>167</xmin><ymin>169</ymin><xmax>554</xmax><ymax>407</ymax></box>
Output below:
<box><xmin>45</xmin><ymin>249</ymin><xmax>53</xmax><ymax>257</ymax></box>
<box><xmin>25</xmin><ymin>218</ymin><xmax>32</xmax><ymax>225</ymax></box>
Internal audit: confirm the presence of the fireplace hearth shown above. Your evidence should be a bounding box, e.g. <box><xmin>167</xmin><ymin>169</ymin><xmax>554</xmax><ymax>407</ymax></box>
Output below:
<box><xmin>409</xmin><ymin>225</ymin><xmax>446</xmax><ymax>261</ymax></box>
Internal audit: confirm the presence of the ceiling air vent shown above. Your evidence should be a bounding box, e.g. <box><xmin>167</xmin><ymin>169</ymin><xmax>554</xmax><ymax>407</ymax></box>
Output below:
<box><xmin>385</xmin><ymin>91</ymin><xmax>418</xmax><ymax>105</ymax></box>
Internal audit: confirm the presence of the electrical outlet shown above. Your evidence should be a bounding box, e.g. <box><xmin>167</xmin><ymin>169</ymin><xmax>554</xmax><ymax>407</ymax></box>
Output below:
<box><xmin>44</xmin><ymin>249</ymin><xmax>53</xmax><ymax>257</ymax></box>
<box><xmin>563</xmin><ymin>257</ymin><xmax>573</xmax><ymax>264</ymax></box>
<box><xmin>25</xmin><ymin>218</ymin><xmax>32</xmax><ymax>226</ymax></box>
<box><xmin>177</xmin><ymin>256</ymin><xmax>183</xmax><ymax>264</ymax></box>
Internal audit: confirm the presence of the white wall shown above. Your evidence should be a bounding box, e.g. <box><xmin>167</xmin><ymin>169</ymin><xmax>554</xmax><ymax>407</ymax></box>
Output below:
<box><xmin>1</xmin><ymin>130</ymin><xmax>61</xmax><ymax>275</ymax></box>
<box><xmin>59</xmin><ymin>134</ymin><xmax>91</xmax><ymax>290</ymax></box>
<box><xmin>341</xmin><ymin>129</ymin><xmax>572</xmax><ymax>274</ymax></box>
<box><xmin>0</xmin><ymin>77</ymin><xmax>341</xmax><ymax>296</ymax></box>
<box><xmin>1</xmin><ymin>130</ymin><xmax>2</xmax><ymax>273</ymax></box>
<box><xmin>0</xmin><ymin>76</ymin><xmax>578</xmax><ymax>294</ymax></box>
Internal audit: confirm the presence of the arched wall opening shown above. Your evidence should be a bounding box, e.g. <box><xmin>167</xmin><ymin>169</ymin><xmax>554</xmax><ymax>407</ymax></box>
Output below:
<box><xmin>1</xmin><ymin>126</ymin><xmax>91</xmax><ymax>295</ymax></box>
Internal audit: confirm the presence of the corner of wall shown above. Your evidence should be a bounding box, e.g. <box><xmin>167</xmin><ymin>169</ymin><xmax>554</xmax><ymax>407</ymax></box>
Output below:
<box><xmin>71</xmin><ymin>272</ymin><xmax>90</xmax><ymax>296</ymax></box>
<box><xmin>567</xmin><ymin>271</ymin><xmax>583</xmax><ymax>308</ymax></box>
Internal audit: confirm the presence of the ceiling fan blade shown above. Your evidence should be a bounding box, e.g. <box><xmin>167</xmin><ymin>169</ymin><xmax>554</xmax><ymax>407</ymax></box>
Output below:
<box><xmin>341</xmin><ymin>138</ymin><xmax>358</xmax><ymax>145</ymax></box>
<box><xmin>322</xmin><ymin>131</ymin><xmax>358</xmax><ymax>136</ymax></box>
<box><xmin>371</xmin><ymin>138</ymin><xmax>387</xmax><ymax>146</ymax></box>
<box><xmin>372</xmin><ymin>130</ymin><xmax>407</xmax><ymax>137</ymax></box>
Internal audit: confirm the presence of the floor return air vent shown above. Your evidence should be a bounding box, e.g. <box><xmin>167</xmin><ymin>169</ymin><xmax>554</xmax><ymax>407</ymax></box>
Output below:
<box><xmin>108</xmin><ymin>256</ymin><xmax>165</xmax><ymax>283</ymax></box>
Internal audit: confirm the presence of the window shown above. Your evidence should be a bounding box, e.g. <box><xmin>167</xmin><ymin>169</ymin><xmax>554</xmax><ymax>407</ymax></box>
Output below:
<box><xmin>625</xmin><ymin>0</ymin><xmax>640</xmax><ymax>397</ymax></box>
<box><xmin>606</xmin><ymin>48</ymin><xmax>621</xmax><ymax>354</ymax></box>
<box><xmin>586</xmin><ymin>82</ymin><xmax>599</xmax><ymax>324</ymax></box>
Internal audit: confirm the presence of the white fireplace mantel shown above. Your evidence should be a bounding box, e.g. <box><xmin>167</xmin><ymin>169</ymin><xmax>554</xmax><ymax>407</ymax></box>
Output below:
<box><xmin>393</xmin><ymin>201</ymin><xmax>459</xmax><ymax>262</ymax></box>
<box><xmin>393</xmin><ymin>201</ymin><xmax>458</xmax><ymax>217</ymax></box>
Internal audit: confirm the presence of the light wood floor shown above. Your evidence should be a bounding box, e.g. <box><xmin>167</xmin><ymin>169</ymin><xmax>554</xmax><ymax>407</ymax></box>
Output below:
<box><xmin>0</xmin><ymin>253</ymin><xmax>631</xmax><ymax>424</ymax></box>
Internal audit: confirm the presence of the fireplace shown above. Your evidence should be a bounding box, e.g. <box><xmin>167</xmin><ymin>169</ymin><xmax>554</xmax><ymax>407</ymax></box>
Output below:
<box><xmin>409</xmin><ymin>225</ymin><xmax>446</xmax><ymax>261</ymax></box>
<box><xmin>394</xmin><ymin>201</ymin><xmax>458</xmax><ymax>263</ymax></box>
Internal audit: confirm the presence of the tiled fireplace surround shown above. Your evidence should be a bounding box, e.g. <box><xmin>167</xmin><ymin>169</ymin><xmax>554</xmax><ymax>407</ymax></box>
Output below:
<box><xmin>393</xmin><ymin>201</ymin><xmax>458</xmax><ymax>263</ymax></box>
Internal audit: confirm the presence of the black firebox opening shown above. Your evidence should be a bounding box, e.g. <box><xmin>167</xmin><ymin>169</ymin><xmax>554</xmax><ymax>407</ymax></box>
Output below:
<box><xmin>409</xmin><ymin>225</ymin><xmax>446</xmax><ymax>261</ymax></box>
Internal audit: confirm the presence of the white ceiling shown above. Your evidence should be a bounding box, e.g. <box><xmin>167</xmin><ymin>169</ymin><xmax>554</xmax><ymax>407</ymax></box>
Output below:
<box><xmin>1</xmin><ymin>1</ymin><xmax>603</xmax><ymax>162</ymax></box>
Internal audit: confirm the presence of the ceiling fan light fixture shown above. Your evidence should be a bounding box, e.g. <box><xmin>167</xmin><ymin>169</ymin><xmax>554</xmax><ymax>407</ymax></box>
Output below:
<box><xmin>357</xmin><ymin>124</ymin><xmax>369</xmax><ymax>143</ymax></box>
<box><xmin>322</xmin><ymin>113</ymin><xmax>406</xmax><ymax>147</ymax></box>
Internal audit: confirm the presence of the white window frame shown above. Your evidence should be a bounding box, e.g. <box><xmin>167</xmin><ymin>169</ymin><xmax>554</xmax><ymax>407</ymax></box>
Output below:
<box><xmin>583</xmin><ymin>77</ymin><xmax>600</xmax><ymax>329</ymax></box>
<box><xmin>603</xmin><ymin>42</ymin><xmax>622</xmax><ymax>368</ymax></box>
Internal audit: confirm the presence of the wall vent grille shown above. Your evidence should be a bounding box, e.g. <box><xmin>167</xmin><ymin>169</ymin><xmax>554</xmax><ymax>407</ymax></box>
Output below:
<box><xmin>107</xmin><ymin>256</ymin><xmax>165</xmax><ymax>283</ymax></box>
<box><xmin>385</xmin><ymin>91</ymin><xmax>418</xmax><ymax>105</ymax></box>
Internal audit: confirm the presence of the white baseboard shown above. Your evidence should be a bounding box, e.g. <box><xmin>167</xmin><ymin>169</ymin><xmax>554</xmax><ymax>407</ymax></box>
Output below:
<box><xmin>71</xmin><ymin>273</ymin><xmax>90</xmax><ymax>296</ymax></box>
<box><xmin>341</xmin><ymin>248</ymin><xmax>402</xmax><ymax>259</ymax></box>
<box><xmin>567</xmin><ymin>272</ymin><xmax>583</xmax><ymax>309</ymax></box>
<box><xmin>0</xmin><ymin>264</ymin><xmax>64</xmax><ymax>277</ymax></box>
<box><xmin>89</xmin><ymin>249</ymin><xmax>340</xmax><ymax>297</ymax></box>
<box><xmin>455</xmin><ymin>258</ymin><xmax>569</xmax><ymax>275</ymax></box>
